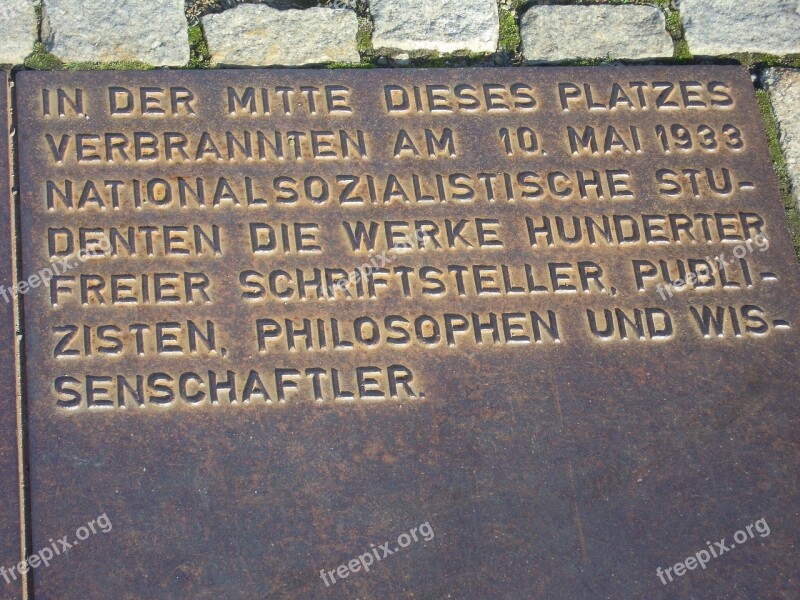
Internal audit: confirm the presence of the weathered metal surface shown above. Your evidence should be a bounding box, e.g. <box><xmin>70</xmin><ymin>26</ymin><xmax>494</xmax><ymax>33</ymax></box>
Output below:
<box><xmin>14</xmin><ymin>67</ymin><xmax>800</xmax><ymax>598</ymax></box>
<box><xmin>0</xmin><ymin>71</ymin><xmax>24</xmax><ymax>600</ymax></box>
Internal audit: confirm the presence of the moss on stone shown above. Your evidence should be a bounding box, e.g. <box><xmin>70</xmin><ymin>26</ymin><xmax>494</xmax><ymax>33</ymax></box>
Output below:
<box><xmin>357</xmin><ymin>15</ymin><xmax>373</xmax><ymax>54</ymax></box>
<box><xmin>187</xmin><ymin>24</ymin><xmax>212</xmax><ymax>68</ymax></box>
<box><xmin>664</xmin><ymin>8</ymin><xmax>682</xmax><ymax>38</ymax></box>
<box><xmin>552</xmin><ymin>57</ymin><xmax>606</xmax><ymax>66</ymax></box>
<box><xmin>674</xmin><ymin>39</ymin><xmax>692</xmax><ymax>62</ymax></box>
<box><xmin>657</xmin><ymin>4</ymin><xmax>691</xmax><ymax>62</ymax></box>
<box><xmin>25</xmin><ymin>49</ymin><xmax>156</xmax><ymax>71</ymax></box>
<box><xmin>24</xmin><ymin>43</ymin><xmax>62</xmax><ymax>70</ymax></box>
<box><xmin>499</xmin><ymin>9</ymin><xmax>521</xmax><ymax>54</ymax></box>
<box><xmin>325</xmin><ymin>59</ymin><xmax>375</xmax><ymax>68</ymax></box>
<box><xmin>62</xmin><ymin>60</ymin><xmax>155</xmax><ymax>71</ymax></box>
<box><xmin>722</xmin><ymin>53</ymin><xmax>800</xmax><ymax>69</ymax></box>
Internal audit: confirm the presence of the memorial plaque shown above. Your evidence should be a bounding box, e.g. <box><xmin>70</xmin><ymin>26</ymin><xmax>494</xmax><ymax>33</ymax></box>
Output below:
<box><xmin>15</xmin><ymin>67</ymin><xmax>800</xmax><ymax>598</ymax></box>
<box><xmin>0</xmin><ymin>71</ymin><xmax>24</xmax><ymax>600</ymax></box>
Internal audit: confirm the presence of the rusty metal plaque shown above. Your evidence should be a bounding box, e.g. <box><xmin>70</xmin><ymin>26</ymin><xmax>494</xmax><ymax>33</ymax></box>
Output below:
<box><xmin>0</xmin><ymin>71</ymin><xmax>24</xmax><ymax>600</ymax></box>
<box><xmin>14</xmin><ymin>67</ymin><xmax>800</xmax><ymax>598</ymax></box>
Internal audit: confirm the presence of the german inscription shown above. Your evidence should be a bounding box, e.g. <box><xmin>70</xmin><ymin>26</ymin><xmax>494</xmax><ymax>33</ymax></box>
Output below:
<box><xmin>18</xmin><ymin>69</ymin><xmax>796</xmax><ymax>411</ymax></box>
<box><xmin>16</xmin><ymin>68</ymin><xmax>800</xmax><ymax>598</ymax></box>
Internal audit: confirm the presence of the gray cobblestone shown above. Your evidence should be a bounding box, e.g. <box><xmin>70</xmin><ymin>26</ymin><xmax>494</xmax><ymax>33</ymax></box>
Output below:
<box><xmin>520</xmin><ymin>5</ymin><xmax>674</xmax><ymax>64</ymax></box>
<box><xmin>370</xmin><ymin>0</ymin><xmax>499</xmax><ymax>54</ymax></box>
<box><xmin>680</xmin><ymin>0</ymin><xmax>800</xmax><ymax>56</ymax></box>
<box><xmin>0</xmin><ymin>0</ymin><xmax>36</xmax><ymax>64</ymax></box>
<box><xmin>42</xmin><ymin>0</ymin><xmax>190</xmax><ymax>66</ymax></box>
<box><xmin>203</xmin><ymin>5</ymin><xmax>360</xmax><ymax>66</ymax></box>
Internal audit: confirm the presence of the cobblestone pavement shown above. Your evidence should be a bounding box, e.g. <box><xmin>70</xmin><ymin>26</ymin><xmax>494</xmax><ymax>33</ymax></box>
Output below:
<box><xmin>0</xmin><ymin>0</ymin><xmax>794</xmax><ymax>67</ymax></box>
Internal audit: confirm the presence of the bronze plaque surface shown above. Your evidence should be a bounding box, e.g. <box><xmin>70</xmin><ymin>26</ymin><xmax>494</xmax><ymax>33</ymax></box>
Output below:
<box><xmin>15</xmin><ymin>67</ymin><xmax>800</xmax><ymax>598</ymax></box>
<box><xmin>0</xmin><ymin>71</ymin><xmax>23</xmax><ymax>600</ymax></box>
